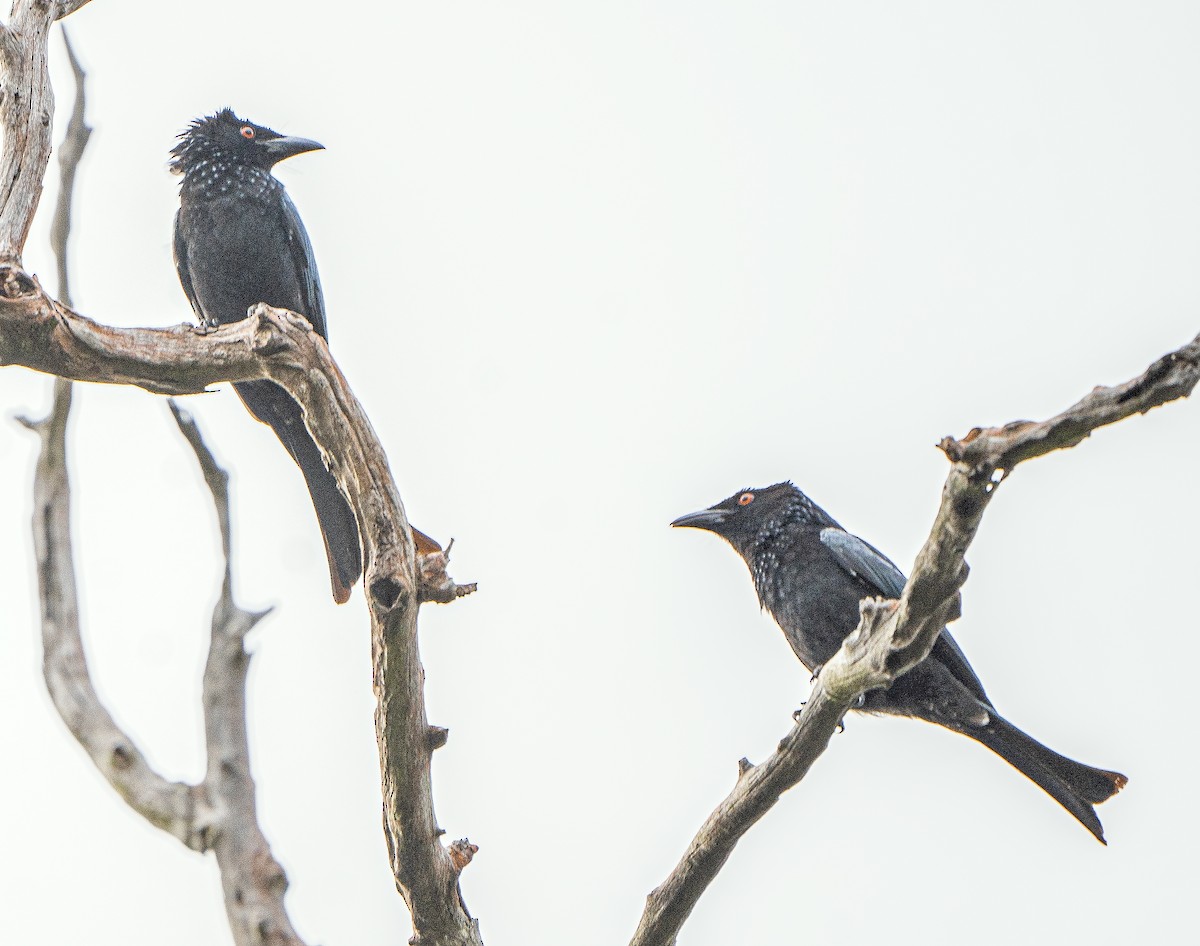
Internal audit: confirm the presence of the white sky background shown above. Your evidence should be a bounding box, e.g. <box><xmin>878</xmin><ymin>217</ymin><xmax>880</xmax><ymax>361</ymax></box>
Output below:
<box><xmin>2</xmin><ymin>2</ymin><xmax>1198</xmax><ymax>943</ymax></box>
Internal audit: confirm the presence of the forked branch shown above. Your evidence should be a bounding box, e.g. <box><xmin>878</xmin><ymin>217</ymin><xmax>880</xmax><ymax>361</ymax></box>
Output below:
<box><xmin>5</xmin><ymin>11</ymin><xmax>479</xmax><ymax>943</ymax></box>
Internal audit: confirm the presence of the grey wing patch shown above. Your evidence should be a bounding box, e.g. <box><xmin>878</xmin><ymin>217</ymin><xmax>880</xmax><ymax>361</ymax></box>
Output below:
<box><xmin>279</xmin><ymin>190</ymin><xmax>328</xmax><ymax>340</ymax></box>
<box><xmin>173</xmin><ymin>210</ymin><xmax>206</xmax><ymax>324</ymax></box>
<box><xmin>819</xmin><ymin>527</ymin><xmax>906</xmax><ymax>598</ymax></box>
<box><xmin>820</xmin><ymin>527</ymin><xmax>991</xmax><ymax>704</ymax></box>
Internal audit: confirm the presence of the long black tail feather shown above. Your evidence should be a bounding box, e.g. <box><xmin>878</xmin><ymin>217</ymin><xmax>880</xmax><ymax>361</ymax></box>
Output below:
<box><xmin>234</xmin><ymin>379</ymin><xmax>362</xmax><ymax>603</ymax></box>
<box><xmin>973</xmin><ymin>712</ymin><xmax>1127</xmax><ymax>844</ymax></box>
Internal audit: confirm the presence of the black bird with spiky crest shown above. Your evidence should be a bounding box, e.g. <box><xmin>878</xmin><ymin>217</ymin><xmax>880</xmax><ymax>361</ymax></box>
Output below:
<box><xmin>672</xmin><ymin>481</ymin><xmax>1127</xmax><ymax>843</ymax></box>
<box><xmin>170</xmin><ymin>108</ymin><xmax>362</xmax><ymax>602</ymax></box>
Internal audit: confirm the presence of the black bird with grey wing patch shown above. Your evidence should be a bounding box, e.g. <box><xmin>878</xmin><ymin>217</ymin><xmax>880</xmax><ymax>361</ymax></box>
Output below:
<box><xmin>672</xmin><ymin>481</ymin><xmax>1126</xmax><ymax>843</ymax></box>
<box><xmin>171</xmin><ymin>109</ymin><xmax>361</xmax><ymax>603</ymax></box>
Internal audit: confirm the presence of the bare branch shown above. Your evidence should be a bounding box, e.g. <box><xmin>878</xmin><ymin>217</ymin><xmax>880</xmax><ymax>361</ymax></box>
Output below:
<box><xmin>0</xmin><ymin>6</ymin><xmax>477</xmax><ymax>931</ymax></box>
<box><xmin>19</xmin><ymin>381</ymin><xmax>209</xmax><ymax>844</ymax></box>
<box><xmin>55</xmin><ymin>0</ymin><xmax>95</xmax><ymax>18</ymax></box>
<box><xmin>50</xmin><ymin>25</ymin><xmax>89</xmax><ymax>308</ymax></box>
<box><xmin>0</xmin><ymin>0</ymin><xmax>59</xmax><ymax>263</ymax></box>
<box><xmin>169</xmin><ymin>401</ymin><xmax>311</xmax><ymax>946</ymax></box>
<box><xmin>2</xmin><ymin>282</ymin><xmax>480</xmax><ymax>942</ymax></box>
<box><xmin>0</xmin><ymin>285</ymin><xmax>287</xmax><ymax>393</ymax></box>
<box><xmin>26</xmin><ymin>33</ymin><xmax>312</xmax><ymax>941</ymax></box>
<box><xmin>630</xmin><ymin>331</ymin><xmax>1200</xmax><ymax>946</ymax></box>
<box><xmin>17</xmin><ymin>28</ymin><xmax>204</xmax><ymax>847</ymax></box>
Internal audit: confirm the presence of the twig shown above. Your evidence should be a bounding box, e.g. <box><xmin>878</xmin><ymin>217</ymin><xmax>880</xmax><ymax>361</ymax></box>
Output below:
<box><xmin>50</xmin><ymin>25</ymin><xmax>90</xmax><ymax>309</ymax></box>
<box><xmin>56</xmin><ymin>1</ymin><xmax>95</xmax><ymax>17</ymax></box>
<box><xmin>629</xmin><ymin>331</ymin><xmax>1200</xmax><ymax>946</ymax></box>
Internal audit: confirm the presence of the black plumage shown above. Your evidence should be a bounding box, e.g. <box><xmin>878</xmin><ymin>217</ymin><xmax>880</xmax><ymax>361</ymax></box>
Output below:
<box><xmin>171</xmin><ymin>109</ymin><xmax>361</xmax><ymax>602</ymax></box>
<box><xmin>672</xmin><ymin>481</ymin><xmax>1126</xmax><ymax>843</ymax></box>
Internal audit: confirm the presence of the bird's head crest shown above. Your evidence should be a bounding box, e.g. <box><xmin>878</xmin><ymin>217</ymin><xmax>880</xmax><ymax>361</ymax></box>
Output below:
<box><xmin>170</xmin><ymin>108</ymin><xmax>322</xmax><ymax>175</ymax></box>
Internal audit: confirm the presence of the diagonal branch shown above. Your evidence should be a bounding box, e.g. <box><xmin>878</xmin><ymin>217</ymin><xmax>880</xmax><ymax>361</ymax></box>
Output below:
<box><xmin>630</xmin><ymin>330</ymin><xmax>1200</xmax><ymax>946</ymax></box>
<box><xmin>3</xmin><ymin>287</ymin><xmax>480</xmax><ymax>943</ymax></box>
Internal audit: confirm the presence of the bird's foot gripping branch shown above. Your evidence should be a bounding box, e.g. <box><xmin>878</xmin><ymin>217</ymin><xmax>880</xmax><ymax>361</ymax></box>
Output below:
<box><xmin>632</xmin><ymin>329</ymin><xmax>1200</xmax><ymax>946</ymax></box>
<box><xmin>1</xmin><ymin>275</ymin><xmax>480</xmax><ymax>943</ymax></box>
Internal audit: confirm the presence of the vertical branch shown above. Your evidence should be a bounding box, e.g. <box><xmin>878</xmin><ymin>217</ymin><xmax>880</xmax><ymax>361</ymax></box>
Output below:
<box><xmin>0</xmin><ymin>0</ymin><xmax>58</xmax><ymax>263</ymax></box>
<box><xmin>49</xmin><ymin>25</ymin><xmax>88</xmax><ymax>307</ymax></box>
<box><xmin>169</xmin><ymin>402</ymin><xmax>311</xmax><ymax>946</ymax></box>
<box><xmin>19</xmin><ymin>381</ymin><xmax>207</xmax><ymax>840</ymax></box>
<box><xmin>18</xmin><ymin>14</ymin><xmax>202</xmax><ymax>845</ymax></box>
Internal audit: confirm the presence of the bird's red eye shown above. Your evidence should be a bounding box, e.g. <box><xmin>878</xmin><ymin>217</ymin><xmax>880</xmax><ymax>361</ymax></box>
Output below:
<box><xmin>738</xmin><ymin>492</ymin><xmax>754</xmax><ymax>506</ymax></box>
<box><xmin>240</xmin><ymin>126</ymin><xmax>255</xmax><ymax>139</ymax></box>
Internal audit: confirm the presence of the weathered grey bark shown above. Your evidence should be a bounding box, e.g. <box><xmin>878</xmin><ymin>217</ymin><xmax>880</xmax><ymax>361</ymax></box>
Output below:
<box><xmin>6</xmin><ymin>12</ymin><xmax>479</xmax><ymax>945</ymax></box>
<box><xmin>23</xmin><ymin>383</ymin><xmax>316</xmax><ymax>945</ymax></box>
<box><xmin>172</xmin><ymin>401</ymin><xmax>309</xmax><ymax>946</ymax></box>
<box><xmin>49</xmin><ymin>26</ymin><xmax>87</xmax><ymax>308</ymax></box>
<box><xmin>14</xmin><ymin>6</ymin><xmax>1193</xmax><ymax>946</ymax></box>
<box><xmin>20</xmin><ymin>380</ymin><xmax>209</xmax><ymax>841</ymax></box>
<box><xmin>629</xmin><ymin>331</ymin><xmax>1200</xmax><ymax>946</ymax></box>
<box><xmin>7</xmin><ymin>298</ymin><xmax>481</xmax><ymax>946</ymax></box>
<box><xmin>0</xmin><ymin>0</ymin><xmax>91</xmax><ymax>264</ymax></box>
<box><xmin>23</xmin><ymin>27</ymin><xmax>313</xmax><ymax>945</ymax></box>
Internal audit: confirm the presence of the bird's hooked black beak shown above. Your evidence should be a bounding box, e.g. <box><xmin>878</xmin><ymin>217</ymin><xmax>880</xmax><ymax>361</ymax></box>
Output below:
<box><xmin>670</xmin><ymin>507</ymin><xmax>729</xmax><ymax>531</ymax></box>
<box><xmin>260</xmin><ymin>135</ymin><xmax>325</xmax><ymax>163</ymax></box>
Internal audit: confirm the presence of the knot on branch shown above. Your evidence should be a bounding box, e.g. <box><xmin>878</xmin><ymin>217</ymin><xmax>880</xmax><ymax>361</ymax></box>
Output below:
<box><xmin>447</xmin><ymin>838</ymin><xmax>479</xmax><ymax>873</ymax></box>
<box><xmin>819</xmin><ymin>597</ymin><xmax>899</xmax><ymax>703</ymax></box>
<box><xmin>0</xmin><ymin>264</ymin><xmax>38</xmax><ymax>298</ymax></box>
<box><xmin>251</xmin><ymin>847</ymin><xmax>290</xmax><ymax>897</ymax></box>
<box><xmin>940</xmin><ymin>420</ymin><xmax>1036</xmax><ymax>467</ymax></box>
<box><xmin>370</xmin><ymin>575</ymin><xmax>409</xmax><ymax>610</ymax></box>
<box><xmin>246</xmin><ymin>303</ymin><xmax>301</xmax><ymax>357</ymax></box>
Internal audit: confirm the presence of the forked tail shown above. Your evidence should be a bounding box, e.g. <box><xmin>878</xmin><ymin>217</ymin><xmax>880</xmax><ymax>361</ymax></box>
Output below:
<box><xmin>975</xmin><ymin>713</ymin><xmax>1127</xmax><ymax>844</ymax></box>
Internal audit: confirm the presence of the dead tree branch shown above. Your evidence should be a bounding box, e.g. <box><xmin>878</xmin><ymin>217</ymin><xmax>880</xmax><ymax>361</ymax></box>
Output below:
<box><xmin>23</xmin><ymin>31</ymin><xmax>312</xmax><ymax>944</ymax></box>
<box><xmin>4</xmin><ymin>292</ymin><xmax>480</xmax><ymax>946</ymax></box>
<box><xmin>55</xmin><ymin>1</ymin><xmax>94</xmax><ymax>17</ymax></box>
<box><xmin>630</xmin><ymin>330</ymin><xmax>1200</xmax><ymax>946</ymax></box>
<box><xmin>15</xmin><ymin>13</ymin><xmax>202</xmax><ymax>849</ymax></box>
<box><xmin>49</xmin><ymin>25</ymin><xmax>88</xmax><ymax>307</ymax></box>
<box><xmin>19</xmin><ymin>380</ymin><xmax>206</xmax><ymax>841</ymax></box>
<box><xmin>0</xmin><ymin>1</ymin><xmax>55</xmax><ymax>262</ymax></box>
<box><xmin>5</xmin><ymin>12</ymin><xmax>478</xmax><ymax>942</ymax></box>
<box><xmin>20</xmin><ymin>386</ymin><xmax>314</xmax><ymax>945</ymax></box>
<box><xmin>170</xmin><ymin>401</ymin><xmax>309</xmax><ymax>946</ymax></box>
<box><xmin>4</xmin><ymin>0</ymin><xmax>471</xmax><ymax>940</ymax></box>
